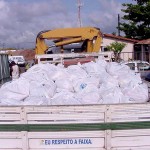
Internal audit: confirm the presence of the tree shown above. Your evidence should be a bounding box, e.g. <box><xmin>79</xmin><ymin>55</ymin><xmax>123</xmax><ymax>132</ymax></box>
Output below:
<box><xmin>112</xmin><ymin>32</ymin><xmax>117</xmax><ymax>36</ymax></box>
<box><xmin>119</xmin><ymin>0</ymin><xmax>150</xmax><ymax>40</ymax></box>
<box><xmin>106</xmin><ymin>41</ymin><xmax>126</xmax><ymax>62</ymax></box>
<box><xmin>133</xmin><ymin>0</ymin><xmax>149</xmax><ymax>5</ymax></box>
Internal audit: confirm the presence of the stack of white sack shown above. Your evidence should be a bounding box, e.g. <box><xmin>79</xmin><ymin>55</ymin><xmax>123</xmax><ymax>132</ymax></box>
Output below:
<box><xmin>0</xmin><ymin>57</ymin><xmax>148</xmax><ymax>105</ymax></box>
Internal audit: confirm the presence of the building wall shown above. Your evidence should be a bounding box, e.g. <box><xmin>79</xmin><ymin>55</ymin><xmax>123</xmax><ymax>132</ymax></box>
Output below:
<box><xmin>101</xmin><ymin>37</ymin><xmax>135</xmax><ymax>61</ymax></box>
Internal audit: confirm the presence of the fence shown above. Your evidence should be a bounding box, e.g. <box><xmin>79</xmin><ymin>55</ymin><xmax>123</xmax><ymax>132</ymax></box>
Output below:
<box><xmin>120</xmin><ymin>51</ymin><xmax>150</xmax><ymax>63</ymax></box>
<box><xmin>0</xmin><ymin>54</ymin><xmax>10</xmax><ymax>84</ymax></box>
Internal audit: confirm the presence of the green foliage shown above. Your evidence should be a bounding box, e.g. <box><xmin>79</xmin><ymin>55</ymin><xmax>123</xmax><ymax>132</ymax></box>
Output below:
<box><xmin>106</xmin><ymin>41</ymin><xmax>126</xmax><ymax>53</ymax></box>
<box><xmin>106</xmin><ymin>41</ymin><xmax>126</xmax><ymax>62</ymax></box>
<box><xmin>119</xmin><ymin>0</ymin><xmax>150</xmax><ymax>39</ymax></box>
<box><xmin>133</xmin><ymin>0</ymin><xmax>149</xmax><ymax>5</ymax></box>
<box><xmin>112</xmin><ymin>32</ymin><xmax>117</xmax><ymax>35</ymax></box>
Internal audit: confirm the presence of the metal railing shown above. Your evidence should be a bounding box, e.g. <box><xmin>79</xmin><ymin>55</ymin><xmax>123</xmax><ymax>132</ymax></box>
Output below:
<box><xmin>120</xmin><ymin>51</ymin><xmax>150</xmax><ymax>63</ymax></box>
<box><xmin>35</xmin><ymin>52</ymin><xmax>112</xmax><ymax>64</ymax></box>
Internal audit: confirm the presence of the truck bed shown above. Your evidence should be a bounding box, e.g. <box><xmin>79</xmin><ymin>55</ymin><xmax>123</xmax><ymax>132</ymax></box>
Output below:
<box><xmin>0</xmin><ymin>60</ymin><xmax>150</xmax><ymax>149</ymax></box>
<box><xmin>0</xmin><ymin>102</ymin><xmax>150</xmax><ymax>149</ymax></box>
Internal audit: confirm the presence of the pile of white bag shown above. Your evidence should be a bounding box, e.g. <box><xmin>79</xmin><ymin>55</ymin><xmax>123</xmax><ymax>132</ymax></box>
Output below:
<box><xmin>0</xmin><ymin>57</ymin><xmax>148</xmax><ymax>105</ymax></box>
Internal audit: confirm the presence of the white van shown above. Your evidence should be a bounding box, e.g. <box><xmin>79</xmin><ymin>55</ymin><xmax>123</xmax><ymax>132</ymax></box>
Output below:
<box><xmin>9</xmin><ymin>55</ymin><xmax>25</xmax><ymax>67</ymax></box>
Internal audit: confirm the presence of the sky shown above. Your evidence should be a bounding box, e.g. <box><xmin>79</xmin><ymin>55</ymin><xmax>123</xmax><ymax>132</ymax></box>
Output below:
<box><xmin>0</xmin><ymin>0</ymin><xmax>134</xmax><ymax>49</ymax></box>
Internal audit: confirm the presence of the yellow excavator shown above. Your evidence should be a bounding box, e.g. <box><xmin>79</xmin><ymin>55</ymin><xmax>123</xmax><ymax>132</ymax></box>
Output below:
<box><xmin>34</xmin><ymin>27</ymin><xmax>112</xmax><ymax>65</ymax></box>
<box><xmin>35</xmin><ymin>26</ymin><xmax>103</xmax><ymax>55</ymax></box>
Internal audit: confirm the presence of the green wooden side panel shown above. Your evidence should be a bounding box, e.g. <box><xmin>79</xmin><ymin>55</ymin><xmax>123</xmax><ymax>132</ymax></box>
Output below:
<box><xmin>0</xmin><ymin>122</ymin><xmax>150</xmax><ymax>132</ymax></box>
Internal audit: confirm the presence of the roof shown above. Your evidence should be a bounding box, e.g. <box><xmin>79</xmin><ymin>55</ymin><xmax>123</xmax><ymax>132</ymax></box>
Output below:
<box><xmin>137</xmin><ymin>39</ymin><xmax>150</xmax><ymax>44</ymax></box>
<box><xmin>103</xmin><ymin>34</ymin><xmax>139</xmax><ymax>43</ymax></box>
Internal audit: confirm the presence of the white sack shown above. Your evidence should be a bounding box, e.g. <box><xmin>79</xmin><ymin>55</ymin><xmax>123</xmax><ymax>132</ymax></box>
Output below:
<box><xmin>23</xmin><ymin>96</ymin><xmax>49</xmax><ymax>105</ymax></box>
<box><xmin>24</xmin><ymin>63</ymin><xmax>57</xmax><ymax>80</ymax></box>
<box><xmin>51</xmin><ymin>91</ymin><xmax>81</xmax><ymax>105</ymax></box>
<box><xmin>0</xmin><ymin>98</ymin><xmax>23</xmax><ymax>105</ymax></box>
<box><xmin>0</xmin><ymin>59</ymin><xmax>148</xmax><ymax>106</ymax></box>
<box><xmin>106</xmin><ymin>62</ymin><xmax>131</xmax><ymax>78</ymax></box>
<box><xmin>96</xmin><ymin>57</ymin><xmax>108</xmax><ymax>68</ymax></box>
<box><xmin>91</xmin><ymin>72</ymin><xmax>111</xmax><ymax>84</ymax></box>
<box><xmin>122</xmin><ymin>83</ymin><xmax>149</xmax><ymax>103</ymax></box>
<box><xmin>73</xmin><ymin>77</ymin><xmax>100</xmax><ymax>93</ymax></box>
<box><xmin>27</xmin><ymin>63</ymin><xmax>58</xmax><ymax>74</ymax></box>
<box><xmin>100</xmin><ymin>88</ymin><xmax>128</xmax><ymax>104</ymax></box>
<box><xmin>67</xmin><ymin>64</ymin><xmax>87</xmax><ymax>80</ymax></box>
<box><xmin>50</xmin><ymin>69</ymin><xmax>70</xmax><ymax>81</ymax></box>
<box><xmin>55</xmin><ymin>79</ymin><xmax>74</xmax><ymax>92</ymax></box>
<box><xmin>99</xmin><ymin>76</ymin><xmax>119</xmax><ymax>94</ymax></box>
<box><xmin>1</xmin><ymin>78</ymin><xmax>29</xmax><ymax>95</ymax></box>
<box><xmin>21</xmin><ymin>70</ymin><xmax>50</xmax><ymax>83</ymax></box>
<box><xmin>75</xmin><ymin>91</ymin><xmax>101</xmax><ymax>104</ymax></box>
<box><xmin>29</xmin><ymin>80</ymin><xmax>56</xmax><ymax>98</ymax></box>
<box><xmin>81</xmin><ymin>61</ymin><xmax>106</xmax><ymax>76</ymax></box>
<box><xmin>0</xmin><ymin>78</ymin><xmax>30</xmax><ymax>101</ymax></box>
<box><xmin>118</xmin><ymin>72</ymin><xmax>142</xmax><ymax>88</ymax></box>
<box><xmin>22</xmin><ymin>63</ymin><xmax>66</xmax><ymax>82</ymax></box>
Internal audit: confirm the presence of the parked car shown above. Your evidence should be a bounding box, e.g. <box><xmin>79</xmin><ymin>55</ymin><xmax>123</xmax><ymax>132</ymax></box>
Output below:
<box><xmin>121</xmin><ymin>60</ymin><xmax>150</xmax><ymax>79</ymax></box>
<box><xmin>9</xmin><ymin>56</ymin><xmax>25</xmax><ymax>67</ymax></box>
<box><xmin>145</xmin><ymin>73</ymin><xmax>150</xmax><ymax>82</ymax></box>
<box><xmin>122</xmin><ymin>60</ymin><xmax>150</xmax><ymax>73</ymax></box>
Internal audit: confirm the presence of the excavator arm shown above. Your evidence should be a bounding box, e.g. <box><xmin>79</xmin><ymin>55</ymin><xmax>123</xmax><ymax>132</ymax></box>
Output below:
<box><xmin>35</xmin><ymin>27</ymin><xmax>102</xmax><ymax>55</ymax></box>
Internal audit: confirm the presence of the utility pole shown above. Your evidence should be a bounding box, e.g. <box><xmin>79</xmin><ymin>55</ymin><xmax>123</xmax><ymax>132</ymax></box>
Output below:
<box><xmin>2</xmin><ymin>43</ymin><xmax>5</xmax><ymax>50</ymax></box>
<box><xmin>118</xmin><ymin>14</ymin><xmax>120</xmax><ymax>36</ymax></box>
<box><xmin>77</xmin><ymin>0</ymin><xmax>83</xmax><ymax>27</ymax></box>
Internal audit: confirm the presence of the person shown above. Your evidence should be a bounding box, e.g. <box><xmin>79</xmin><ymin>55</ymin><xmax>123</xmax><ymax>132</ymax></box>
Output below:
<box><xmin>31</xmin><ymin>59</ymin><xmax>35</xmax><ymax>66</ymax></box>
<box><xmin>11</xmin><ymin>61</ymin><xmax>19</xmax><ymax>80</ymax></box>
<box><xmin>9</xmin><ymin>61</ymin><xmax>13</xmax><ymax>77</ymax></box>
<box><xmin>25</xmin><ymin>62</ymin><xmax>30</xmax><ymax>72</ymax></box>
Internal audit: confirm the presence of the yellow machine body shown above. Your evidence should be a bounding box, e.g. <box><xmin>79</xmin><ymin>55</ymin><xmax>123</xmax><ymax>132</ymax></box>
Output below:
<box><xmin>35</xmin><ymin>27</ymin><xmax>102</xmax><ymax>55</ymax></box>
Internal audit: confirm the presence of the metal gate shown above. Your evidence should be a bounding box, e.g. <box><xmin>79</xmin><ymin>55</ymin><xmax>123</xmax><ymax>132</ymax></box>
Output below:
<box><xmin>0</xmin><ymin>53</ymin><xmax>10</xmax><ymax>83</ymax></box>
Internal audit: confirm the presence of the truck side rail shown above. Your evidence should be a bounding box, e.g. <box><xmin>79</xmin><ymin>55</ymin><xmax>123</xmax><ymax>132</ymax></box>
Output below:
<box><xmin>0</xmin><ymin>103</ymin><xmax>150</xmax><ymax>125</ymax></box>
<box><xmin>35</xmin><ymin>52</ymin><xmax>112</xmax><ymax>64</ymax></box>
<box><xmin>0</xmin><ymin>104</ymin><xmax>150</xmax><ymax>149</ymax></box>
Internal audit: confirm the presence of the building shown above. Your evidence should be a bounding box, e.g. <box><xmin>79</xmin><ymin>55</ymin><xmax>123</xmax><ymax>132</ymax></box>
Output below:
<box><xmin>134</xmin><ymin>39</ymin><xmax>150</xmax><ymax>62</ymax></box>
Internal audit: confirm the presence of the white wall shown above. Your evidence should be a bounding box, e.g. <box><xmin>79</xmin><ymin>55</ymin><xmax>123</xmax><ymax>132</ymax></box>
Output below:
<box><xmin>102</xmin><ymin>38</ymin><xmax>134</xmax><ymax>61</ymax></box>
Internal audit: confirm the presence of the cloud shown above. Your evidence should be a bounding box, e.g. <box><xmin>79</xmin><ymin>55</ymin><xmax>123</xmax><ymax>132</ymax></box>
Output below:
<box><xmin>0</xmin><ymin>0</ymin><xmax>76</xmax><ymax>48</ymax></box>
<box><xmin>86</xmin><ymin>0</ymin><xmax>123</xmax><ymax>34</ymax></box>
<box><xmin>0</xmin><ymin>0</ymin><xmax>124</xmax><ymax>48</ymax></box>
